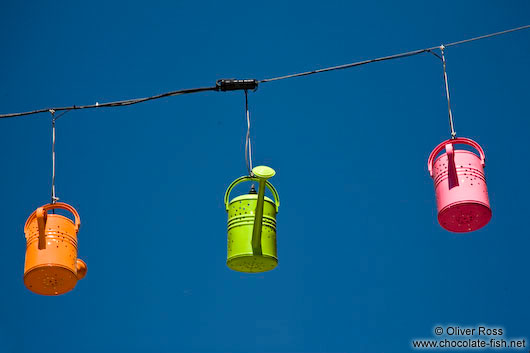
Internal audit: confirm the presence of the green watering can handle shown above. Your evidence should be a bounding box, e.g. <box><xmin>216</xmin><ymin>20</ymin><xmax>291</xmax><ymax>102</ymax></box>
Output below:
<box><xmin>224</xmin><ymin>166</ymin><xmax>279</xmax><ymax>257</ymax></box>
<box><xmin>224</xmin><ymin>176</ymin><xmax>280</xmax><ymax>213</ymax></box>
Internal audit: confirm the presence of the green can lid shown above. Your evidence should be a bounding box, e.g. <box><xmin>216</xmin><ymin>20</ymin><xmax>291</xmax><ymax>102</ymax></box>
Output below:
<box><xmin>252</xmin><ymin>166</ymin><xmax>275</xmax><ymax>179</ymax></box>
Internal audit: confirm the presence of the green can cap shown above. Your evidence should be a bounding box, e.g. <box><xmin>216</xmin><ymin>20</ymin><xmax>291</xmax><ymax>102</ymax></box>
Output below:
<box><xmin>252</xmin><ymin>165</ymin><xmax>276</xmax><ymax>179</ymax></box>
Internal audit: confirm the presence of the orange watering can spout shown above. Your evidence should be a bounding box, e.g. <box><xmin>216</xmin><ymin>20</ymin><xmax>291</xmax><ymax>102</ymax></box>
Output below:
<box><xmin>76</xmin><ymin>259</ymin><xmax>87</xmax><ymax>280</ymax></box>
<box><xmin>36</xmin><ymin>207</ymin><xmax>47</xmax><ymax>250</ymax></box>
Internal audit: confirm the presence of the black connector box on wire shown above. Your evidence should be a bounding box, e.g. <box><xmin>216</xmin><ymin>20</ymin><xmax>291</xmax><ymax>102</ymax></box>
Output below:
<box><xmin>216</xmin><ymin>79</ymin><xmax>258</xmax><ymax>92</ymax></box>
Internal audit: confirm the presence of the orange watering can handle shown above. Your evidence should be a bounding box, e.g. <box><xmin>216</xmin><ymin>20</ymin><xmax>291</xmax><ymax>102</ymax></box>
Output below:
<box><xmin>428</xmin><ymin>137</ymin><xmax>486</xmax><ymax>177</ymax></box>
<box><xmin>36</xmin><ymin>207</ymin><xmax>47</xmax><ymax>249</ymax></box>
<box><xmin>224</xmin><ymin>176</ymin><xmax>280</xmax><ymax>212</ymax></box>
<box><xmin>24</xmin><ymin>202</ymin><xmax>81</xmax><ymax>235</ymax></box>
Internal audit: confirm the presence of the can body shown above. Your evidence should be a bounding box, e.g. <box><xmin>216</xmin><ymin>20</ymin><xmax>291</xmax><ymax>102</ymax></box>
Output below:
<box><xmin>432</xmin><ymin>150</ymin><xmax>491</xmax><ymax>232</ymax></box>
<box><xmin>227</xmin><ymin>194</ymin><xmax>278</xmax><ymax>272</ymax></box>
<box><xmin>24</xmin><ymin>204</ymin><xmax>85</xmax><ymax>295</ymax></box>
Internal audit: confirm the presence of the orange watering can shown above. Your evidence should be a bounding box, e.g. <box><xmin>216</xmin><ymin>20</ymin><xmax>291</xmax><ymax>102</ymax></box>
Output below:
<box><xmin>23</xmin><ymin>202</ymin><xmax>87</xmax><ymax>295</ymax></box>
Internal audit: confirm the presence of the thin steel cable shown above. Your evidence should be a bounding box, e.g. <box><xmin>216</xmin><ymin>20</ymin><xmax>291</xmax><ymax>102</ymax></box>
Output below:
<box><xmin>427</xmin><ymin>49</ymin><xmax>443</xmax><ymax>61</ymax></box>
<box><xmin>443</xmin><ymin>24</ymin><xmax>530</xmax><ymax>47</ymax></box>
<box><xmin>259</xmin><ymin>48</ymin><xmax>431</xmax><ymax>83</ymax></box>
<box><xmin>0</xmin><ymin>24</ymin><xmax>528</xmax><ymax>119</ymax></box>
<box><xmin>50</xmin><ymin>109</ymin><xmax>72</xmax><ymax>207</ymax></box>
<box><xmin>50</xmin><ymin>111</ymin><xmax>59</xmax><ymax>204</ymax></box>
<box><xmin>0</xmin><ymin>86</ymin><xmax>217</xmax><ymax>119</ymax></box>
<box><xmin>440</xmin><ymin>46</ymin><xmax>456</xmax><ymax>139</ymax></box>
<box><xmin>244</xmin><ymin>90</ymin><xmax>254</xmax><ymax>176</ymax></box>
<box><xmin>53</xmin><ymin>109</ymin><xmax>72</xmax><ymax>120</ymax></box>
<box><xmin>259</xmin><ymin>24</ymin><xmax>530</xmax><ymax>83</ymax></box>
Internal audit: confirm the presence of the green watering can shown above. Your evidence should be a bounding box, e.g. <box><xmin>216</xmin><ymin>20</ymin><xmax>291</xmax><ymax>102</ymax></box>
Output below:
<box><xmin>224</xmin><ymin>166</ymin><xmax>280</xmax><ymax>273</ymax></box>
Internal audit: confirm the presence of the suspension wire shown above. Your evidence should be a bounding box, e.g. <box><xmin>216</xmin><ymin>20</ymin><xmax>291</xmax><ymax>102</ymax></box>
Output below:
<box><xmin>427</xmin><ymin>49</ymin><xmax>443</xmax><ymax>61</ymax></box>
<box><xmin>0</xmin><ymin>24</ymin><xmax>528</xmax><ymax>120</ymax></box>
<box><xmin>49</xmin><ymin>109</ymin><xmax>72</xmax><ymax>206</ymax></box>
<box><xmin>50</xmin><ymin>110</ymin><xmax>59</xmax><ymax>204</ymax></box>
<box><xmin>260</xmin><ymin>24</ymin><xmax>530</xmax><ymax>83</ymax></box>
<box><xmin>440</xmin><ymin>46</ymin><xmax>456</xmax><ymax>139</ymax></box>
<box><xmin>259</xmin><ymin>48</ymin><xmax>431</xmax><ymax>83</ymax></box>
<box><xmin>53</xmin><ymin>109</ymin><xmax>72</xmax><ymax>121</ymax></box>
<box><xmin>244</xmin><ymin>90</ymin><xmax>254</xmax><ymax>176</ymax></box>
<box><xmin>0</xmin><ymin>86</ymin><xmax>217</xmax><ymax>119</ymax></box>
<box><xmin>443</xmin><ymin>24</ymin><xmax>530</xmax><ymax>48</ymax></box>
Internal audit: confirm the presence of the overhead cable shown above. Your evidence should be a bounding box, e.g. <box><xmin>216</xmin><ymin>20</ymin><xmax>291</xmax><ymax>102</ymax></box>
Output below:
<box><xmin>0</xmin><ymin>24</ymin><xmax>528</xmax><ymax>119</ymax></box>
<box><xmin>260</xmin><ymin>24</ymin><xmax>530</xmax><ymax>83</ymax></box>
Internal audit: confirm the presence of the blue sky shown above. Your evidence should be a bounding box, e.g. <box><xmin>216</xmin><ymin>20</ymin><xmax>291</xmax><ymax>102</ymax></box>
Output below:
<box><xmin>0</xmin><ymin>1</ymin><xmax>529</xmax><ymax>352</ymax></box>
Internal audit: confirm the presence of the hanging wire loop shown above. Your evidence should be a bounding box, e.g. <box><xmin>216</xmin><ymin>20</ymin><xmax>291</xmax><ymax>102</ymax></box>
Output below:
<box><xmin>50</xmin><ymin>110</ymin><xmax>59</xmax><ymax>204</ymax></box>
<box><xmin>440</xmin><ymin>45</ymin><xmax>457</xmax><ymax>139</ymax></box>
<box><xmin>49</xmin><ymin>108</ymin><xmax>71</xmax><ymax>205</ymax></box>
<box><xmin>244</xmin><ymin>90</ymin><xmax>254</xmax><ymax>177</ymax></box>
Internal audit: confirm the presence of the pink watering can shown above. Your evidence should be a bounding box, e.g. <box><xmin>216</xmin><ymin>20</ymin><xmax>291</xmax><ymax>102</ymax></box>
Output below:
<box><xmin>428</xmin><ymin>137</ymin><xmax>492</xmax><ymax>233</ymax></box>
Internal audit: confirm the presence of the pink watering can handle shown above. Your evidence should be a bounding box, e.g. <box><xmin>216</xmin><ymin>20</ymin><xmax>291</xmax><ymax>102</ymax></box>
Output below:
<box><xmin>428</xmin><ymin>137</ymin><xmax>486</xmax><ymax>177</ymax></box>
<box><xmin>445</xmin><ymin>143</ymin><xmax>459</xmax><ymax>188</ymax></box>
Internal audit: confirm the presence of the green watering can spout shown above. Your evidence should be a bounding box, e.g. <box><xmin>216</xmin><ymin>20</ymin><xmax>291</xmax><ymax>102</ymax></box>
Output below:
<box><xmin>250</xmin><ymin>166</ymin><xmax>276</xmax><ymax>256</ymax></box>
